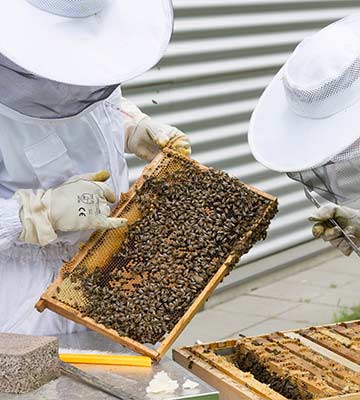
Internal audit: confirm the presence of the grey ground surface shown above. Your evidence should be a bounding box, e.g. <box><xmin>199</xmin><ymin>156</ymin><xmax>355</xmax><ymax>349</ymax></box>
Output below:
<box><xmin>171</xmin><ymin>249</ymin><xmax>360</xmax><ymax>351</ymax></box>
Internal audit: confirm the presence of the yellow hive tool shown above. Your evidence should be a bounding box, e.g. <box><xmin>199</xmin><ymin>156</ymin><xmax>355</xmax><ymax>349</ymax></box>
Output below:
<box><xmin>59</xmin><ymin>353</ymin><xmax>151</xmax><ymax>367</ymax></box>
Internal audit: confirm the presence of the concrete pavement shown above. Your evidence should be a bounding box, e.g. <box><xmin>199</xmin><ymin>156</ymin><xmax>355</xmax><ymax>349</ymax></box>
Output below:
<box><xmin>171</xmin><ymin>248</ymin><xmax>360</xmax><ymax>351</ymax></box>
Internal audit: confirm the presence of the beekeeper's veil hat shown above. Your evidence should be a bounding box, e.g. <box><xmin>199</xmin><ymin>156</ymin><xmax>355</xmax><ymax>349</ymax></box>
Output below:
<box><xmin>0</xmin><ymin>0</ymin><xmax>173</xmax><ymax>86</ymax></box>
<box><xmin>0</xmin><ymin>0</ymin><xmax>173</xmax><ymax>119</ymax></box>
<box><xmin>248</xmin><ymin>14</ymin><xmax>360</xmax><ymax>207</ymax></box>
<box><xmin>249</xmin><ymin>14</ymin><xmax>360</xmax><ymax>173</ymax></box>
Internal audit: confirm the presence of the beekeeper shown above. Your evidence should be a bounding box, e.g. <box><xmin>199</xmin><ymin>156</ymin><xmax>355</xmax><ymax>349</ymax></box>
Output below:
<box><xmin>248</xmin><ymin>14</ymin><xmax>360</xmax><ymax>257</ymax></box>
<box><xmin>0</xmin><ymin>0</ymin><xmax>190</xmax><ymax>335</ymax></box>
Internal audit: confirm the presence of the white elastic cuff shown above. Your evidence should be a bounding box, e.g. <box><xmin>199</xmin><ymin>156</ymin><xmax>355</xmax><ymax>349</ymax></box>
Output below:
<box><xmin>121</xmin><ymin>97</ymin><xmax>149</xmax><ymax>155</ymax></box>
<box><xmin>0</xmin><ymin>198</ymin><xmax>23</xmax><ymax>251</ymax></box>
<box><xmin>16</xmin><ymin>189</ymin><xmax>57</xmax><ymax>246</ymax></box>
<box><xmin>120</xmin><ymin>97</ymin><xmax>147</xmax><ymax>124</ymax></box>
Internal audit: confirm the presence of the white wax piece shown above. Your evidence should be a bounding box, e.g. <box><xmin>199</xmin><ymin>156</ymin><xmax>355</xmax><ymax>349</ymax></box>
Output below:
<box><xmin>146</xmin><ymin>371</ymin><xmax>179</xmax><ymax>394</ymax></box>
<box><xmin>183</xmin><ymin>379</ymin><xmax>200</xmax><ymax>390</ymax></box>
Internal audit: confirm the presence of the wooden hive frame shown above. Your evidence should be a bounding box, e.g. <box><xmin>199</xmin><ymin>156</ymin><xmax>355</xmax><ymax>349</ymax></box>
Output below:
<box><xmin>173</xmin><ymin>320</ymin><xmax>360</xmax><ymax>400</ymax></box>
<box><xmin>36</xmin><ymin>149</ymin><xmax>277</xmax><ymax>362</ymax></box>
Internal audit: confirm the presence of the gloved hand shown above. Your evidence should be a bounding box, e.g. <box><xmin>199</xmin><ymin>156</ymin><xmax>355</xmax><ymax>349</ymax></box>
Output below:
<box><xmin>309</xmin><ymin>204</ymin><xmax>360</xmax><ymax>256</ymax></box>
<box><xmin>121</xmin><ymin>97</ymin><xmax>191</xmax><ymax>162</ymax></box>
<box><xmin>15</xmin><ymin>171</ymin><xmax>127</xmax><ymax>246</ymax></box>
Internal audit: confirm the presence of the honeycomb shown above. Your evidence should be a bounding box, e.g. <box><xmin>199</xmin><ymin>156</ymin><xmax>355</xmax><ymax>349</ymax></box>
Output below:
<box><xmin>51</xmin><ymin>149</ymin><xmax>278</xmax><ymax>345</ymax></box>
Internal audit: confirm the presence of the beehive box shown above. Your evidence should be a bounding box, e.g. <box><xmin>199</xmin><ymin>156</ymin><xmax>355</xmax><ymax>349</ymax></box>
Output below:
<box><xmin>36</xmin><ymin>149</ymin><xmax>277</xmax><ymax>361</ymax></box>
<box><xmin>174</xmin><ymin>321</ymin><xmax>360</xmax><ymax>400</ymax></box>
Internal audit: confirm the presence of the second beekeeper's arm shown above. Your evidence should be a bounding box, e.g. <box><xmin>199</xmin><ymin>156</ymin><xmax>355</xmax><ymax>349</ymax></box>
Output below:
<box><xmin>310</xmin><ymin>204</ymin><xmax>360</xmax><ymax>256</ymax></box>
<box><xmin>121</xmin><ymin>97</ymin><xmax>191</xmax><ymax>162</ymax></box>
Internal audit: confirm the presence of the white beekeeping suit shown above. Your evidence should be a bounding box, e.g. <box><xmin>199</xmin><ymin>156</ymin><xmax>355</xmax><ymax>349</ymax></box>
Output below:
<box><xmin>248</xmin><ymin>14</ymin><xmax>360</xmax><ymax>257</ymax></box>
<box><xmin>0</xmin><ymin>0</ymin><xmax>190</xmax><ymax>335</ymax></box>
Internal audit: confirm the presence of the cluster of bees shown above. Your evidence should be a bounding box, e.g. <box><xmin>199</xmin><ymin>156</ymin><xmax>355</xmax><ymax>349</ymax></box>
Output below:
<box><xmin>70</xmin><ymin>159</ymin><xmax>277</xmax><ymax>344</ymax></box>
<box><xmin>236</xmin><ymin>346</ymin><xmax>305</xmax><ymax>400</ymax></box>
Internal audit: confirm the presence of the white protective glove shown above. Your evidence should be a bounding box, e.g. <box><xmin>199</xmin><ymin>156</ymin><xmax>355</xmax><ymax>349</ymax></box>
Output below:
<box><xmin>15</xmin><ymin>171</ymin><xmax>127</xmax><ymax>247</ymax></box>
<box><xmin>309</xmin><ymin>204</ymin><xmax>360</xmax><ymax>256</ymax></box>
<box><xmin>121</xmin><ymin>97</ymin><xmax>191</xmax><ymax>162</ymax></box>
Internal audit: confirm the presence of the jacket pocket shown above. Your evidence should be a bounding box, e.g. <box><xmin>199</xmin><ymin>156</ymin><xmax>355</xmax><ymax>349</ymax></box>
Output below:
<box><xmin>24</xmin><ymin>132</ymin><xmax>75</xmax><ymax>189</ymax></box>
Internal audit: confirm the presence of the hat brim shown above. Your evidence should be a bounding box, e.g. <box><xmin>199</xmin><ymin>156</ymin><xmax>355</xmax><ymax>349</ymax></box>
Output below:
<box><xmin>248</xmin><ymin>67</ymin><xmax>360</xmax><ymax>172</ymax></box>
<box><xmin>0</xmin><ymin>0</ymin><xmax>173</xmax><ymax>86</ymax></box>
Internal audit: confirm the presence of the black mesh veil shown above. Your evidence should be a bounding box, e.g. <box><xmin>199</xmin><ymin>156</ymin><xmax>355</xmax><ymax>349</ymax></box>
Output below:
<box><xmin>288</xmin><ymin>138</ymin><xmax>360</xmax><ymax>208</ymax></box>
<box><xmin>0</xmin><ymin>53</ymin><xmax>118</xmax><ymax>119</ymax></box>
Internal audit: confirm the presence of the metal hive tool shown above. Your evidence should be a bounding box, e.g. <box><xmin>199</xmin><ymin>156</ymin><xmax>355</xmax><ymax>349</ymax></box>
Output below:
<box><xmin>36</xmin><ymin>149</ymin><xmax>278</xmax><ymax>361</ymax></box>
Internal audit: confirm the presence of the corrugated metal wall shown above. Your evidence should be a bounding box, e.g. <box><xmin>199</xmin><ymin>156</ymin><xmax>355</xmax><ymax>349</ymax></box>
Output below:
<box><xmin>123</xmin><ymin>0</ymin><xmax>360</xmax><ymax>265</ymax></box>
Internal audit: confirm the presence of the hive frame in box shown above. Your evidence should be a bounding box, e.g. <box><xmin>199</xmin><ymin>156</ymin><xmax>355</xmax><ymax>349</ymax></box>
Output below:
<box><xmin>36</xmin><ymin>149</ymin><xmax>277</xmax><ymax>362</ymax></box>
<box><xmin>173</xmin><ymin>320</ymin><xmax>360</xmax><ymax>400</ymax></box>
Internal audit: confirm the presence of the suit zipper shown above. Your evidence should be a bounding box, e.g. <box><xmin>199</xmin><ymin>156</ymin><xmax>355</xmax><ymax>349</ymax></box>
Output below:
<box><xmin>87</xmin><ymin>112</ymin><xmax>120</xmax><ymax>196</ymax></box>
